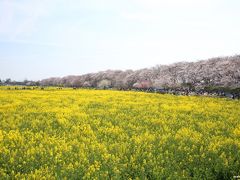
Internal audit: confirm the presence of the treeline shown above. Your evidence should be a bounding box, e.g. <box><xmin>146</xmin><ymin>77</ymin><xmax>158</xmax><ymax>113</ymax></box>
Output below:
<box><xmin>39</xmin><ymin>55</ymin><xmax>240</xmax><ymax>90</ymax></box>
<box><xmin>0</xmin><ymin>79</ymin><xmax>39</xmax><ymax>86</ymax></box>
<box><xmin>1</xmin><ymin>55</ymin><xmax>240</xmax><ymax>98</ymax></box>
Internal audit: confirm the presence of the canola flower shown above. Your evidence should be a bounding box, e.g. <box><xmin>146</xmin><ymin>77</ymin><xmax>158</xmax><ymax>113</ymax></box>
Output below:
<box><xmin>0</xmin><ymin>87</ymin><xmax>240</xmax><ymax>179</ymax></box>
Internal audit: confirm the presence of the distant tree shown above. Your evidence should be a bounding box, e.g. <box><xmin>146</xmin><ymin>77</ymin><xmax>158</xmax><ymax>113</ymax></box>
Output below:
<box><xmin>36</xmin><ymin>81</ymin><xmax>40</xmax><ymax>86</ymax></box>
<box><xmin>97</xmin><ymin>79</ymin><xmax>111</xmax><ymax>89</ymax></box>
<box><xmin>181</xmin><ymin>82</ymin><xmax>194</xmax><ymax>91</ymax></box>
<box><xmin>23</xmin><ymin>79</ymin><xmax>29</xmax><ymax>86</ymax></box>
<box><xmin>133</xmin><ymin>82</ymin><xmax>142</xmax><ymax>89</ymax></box>
<box><xmin>125</xmin><ymin>72</ymin><xmax>138</xmax><ymax>88</ymax></box>
<box><xmin>140</xmin><ymin>80</ymin><xmax>152</xmax><ymax>89</ymax></box>
<box><xmin>39</xmin><ymin>55</ymin><xmax>240</xmax><ymax>90</ymax></box>
<box><xmin>72</xmin><ymin>78</ymin><xmax>83</xmax><ymax>88</ymax></box>
<box><xmin>152</xmin><ymin>80</ymin><xmax>165</xmax><ymax>89</ymax></box>
<box><xmin>133</xmin><ymin>80</ymin><xmax>152</xmax><ymax>89</ymax></box>
<box><xmin>83</xmin><ymin>81</ymin><xmax>92</xmax><ymax>88</ymax></box>
<box><xmin>5</xmin><ymin>78</ymin><xmax>11</xmax><ymax>84</ymax></box>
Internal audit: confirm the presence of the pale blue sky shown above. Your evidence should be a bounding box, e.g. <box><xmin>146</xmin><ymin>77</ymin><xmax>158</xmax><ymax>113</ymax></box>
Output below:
<box><xmin>0</xmin><ymin>0</ymin><xmax>240</xmax><ymax>80</ymax></box>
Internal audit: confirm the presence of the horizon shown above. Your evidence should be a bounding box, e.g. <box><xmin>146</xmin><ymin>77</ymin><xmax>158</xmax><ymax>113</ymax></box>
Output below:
<box><xmin>1</xmin><ymin>54</ymin><xmax>238</xmax><ymax>82</ymax></box>
<box><xmin>1</xmin><ymin>0</ymin><xmax>240</xmax><ymax>81</ymax></box>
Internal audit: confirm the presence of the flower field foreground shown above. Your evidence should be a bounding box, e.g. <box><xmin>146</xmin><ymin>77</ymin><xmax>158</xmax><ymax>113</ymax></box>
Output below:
<box><xmin>0</xmin><ymin>88</ymin><xmax>240</xmax><ymax>179</ymax></box>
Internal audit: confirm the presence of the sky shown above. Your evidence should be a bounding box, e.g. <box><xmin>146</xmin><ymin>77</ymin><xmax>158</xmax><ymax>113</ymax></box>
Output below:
<box><xmin>0</xmin><ymin>0</ymin><xmax>240</xmax><ymax>81</ymax></box>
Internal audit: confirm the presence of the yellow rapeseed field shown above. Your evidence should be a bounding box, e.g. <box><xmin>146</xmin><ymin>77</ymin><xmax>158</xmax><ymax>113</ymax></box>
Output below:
<box><xmin>0</xmin><ymin>87</ymin><xmax>240</xmax><ymax>179</ymax></box>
